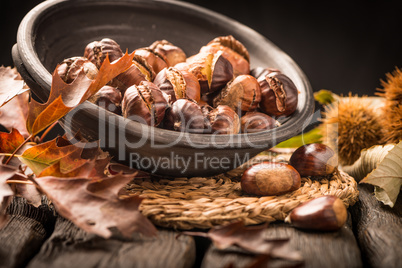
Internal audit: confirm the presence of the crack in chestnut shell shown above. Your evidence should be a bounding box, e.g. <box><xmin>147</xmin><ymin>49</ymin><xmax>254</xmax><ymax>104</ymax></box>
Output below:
<box><xmin>250</xmin><ymin>67</ymin><xmax>281</xmax><ymax>81</ymax></box>
<box><xmin>122</xmin><ymin>81</ymin><xmax>167</xmax><ymax>126</ymax></box>
<box><xmin>84</xmin><ymin>38</ymin><xmax>123</xmax><ymax>69</ymax></box>
<box><xmin>153</xmin><ymin>67</ymin><xmax>200</xmax><ymax>103</ymax></box>
<box><xmin>241</xmin><ymin>162</ymin><xmax>301</xmax><ymax>196</ymax></box>
<box><xmin>57</xmin><ymin>57</ymin><xmax>98</xmax><ymax>83</ymax></box>
<box><xmin>208</xmin><ymin>105</ymin><xmax>240</xmax><ymax>134</ymax></box>
<box><xmin>89</xmin><ymin>85</ymin><xmax>122</xmax><ymax>115</ymax></box>
<box><xmin>164</xmin><ymin>99</ymin><xmax>209</xmax><ymax>133</ymax></box>
<box><xmin>134</xmin><ymin>47</ymin><xmax>168</xmax><ymax>74</ymax></box>
<box><xmin>259</xmin><ymin>72</ymin><xmax>298</xmax><ymax>117</ymax></box>
<box><xmin>214</xmin><ymin>74</ymin><xmax>261</xmax><ymax>114</ymax></box>
<box><xmin>240</xmin><ymin>111</ymin><xmax>277</xmax><ymax>133</ymax></box>
<box><xmin>149</xmin><ymin>40</ymin><xmax>187</xmax><ymax>67</ymax></box>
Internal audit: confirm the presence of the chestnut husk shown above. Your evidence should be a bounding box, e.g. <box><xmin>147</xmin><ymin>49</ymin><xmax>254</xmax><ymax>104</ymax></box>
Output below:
<box><xmin>258</xmin><ymin>72</ymin><xmax>298</xmax><ymax>117</ymax></box>
<box><xmin>84</xmin><ymin>38</ymin><xmax>123</xmax><ymax>69</ymax></box>
<box><xmin>207</xmin><ymin>105</ymin><xmax>240</xmax><ymax>134</ymax></box>
<box><xmin>57</xmin><ymin>57</ymin><xmax>98</xmax><ymax>83</ymax></box>
<box><xmin>241</xmin><ymin>162</ymin><xmax>301</xmax><ymax>196</ymax></box>
<box><xmin>153</xmin><ymin>67</ymin><xmax>200</xmax><ymax>103</ymax></box>
<box><xmin>89</xmin><ymin>85</ymin><xmax>122</xmax><ymax>115</ymax></box>
<box><xmin>213</xmin><ymin>74</ymin><xmax>261</xmax><ymax>114</ymax></box>
<box><xmin>149</xmin><ymin>40</ymin><xmax>187</xmax><ymax>67</ymax></box>
<box><xmin>121</xmin><ymin>81</ymin><xmax>168</xmax><ymax>126</ymax></box>
<box><xmin>240</xmin><ymin>111</ymin><xmax>278</xmax><ymax>133</ymax></box>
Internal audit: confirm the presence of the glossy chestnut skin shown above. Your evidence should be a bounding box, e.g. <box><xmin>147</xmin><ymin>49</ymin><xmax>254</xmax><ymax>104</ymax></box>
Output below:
<box><xmin>57</xmin><ymin>57</ymin><xmax>98</xmax><ymax>83</ymax></box>
<box><xmin>258</xmin><ymin>72</ymin><xmax>298</xmax><ymax>117</ymax></box>
<box><xmin>289</xmin><ymin>195</ymin><xmax>347</xmax><ymax>231</ymax></box>
<box><xmin>250</xmin><ymin>67</ymin><xmax>281</xmax><ymax>81</ymax></box>
<box><xmin>134</xmin><ymin>47</ymin><xmax>168</xmax><ymax>74</ymax></box>
<box><xmin>200</xmin><ymin>35</ymin><xmax>250</xmax><ymax>76</ymax></box>
<box><xmin>164</xmin><ymin>99</ymin><xmax>209</xmax><ymax>133</ymax></box>
<box><xmin>121</xmin><ymin>81</ymin><xmax>168</xmax><ymax>126</ymax></box>
<box><xmin>241</xmin><ymin>162</ymin><xmax>301</xmax><ymax>196</ymax></box>
<box><xmin>214</xmin><ymin>74</ymin><xmax>261</xmax><ymax>114</ymax></box>
<box><xmin>240</xmin><ymin>111</ymin><xmax>277</xmax><ymax>133</ymax></box>
<box><xmin>149</xmin><ymin>40</ymin><xmax>187</xmax><ymax>67</ymax></box>
<box><xmin>84</xmin><ymin>38</ymin><xmax>123</xmax><ymax>69</ymax></box>
<box><xmin>89</xmin><ymin>85</ymin><xmax>122</xmax><ymax>115</ymax></box>
<box><xmin>289</xmin><ymin>143</ymin><xmax>337</xmax><ymax>177</ymax></box>
<box><xmin>179</xmin><ymin>51</ymin><xmax>233</xmax><ymax>94</ymax></box>
<box><xmin>153</xmin><ymin>67</ymin><xmax>201</xmax><ymax>103</ymax></box>
<box><xmin>207</xmin><ymin>105</ymin><xmax>240</xmax><ymax>134</ymax></box>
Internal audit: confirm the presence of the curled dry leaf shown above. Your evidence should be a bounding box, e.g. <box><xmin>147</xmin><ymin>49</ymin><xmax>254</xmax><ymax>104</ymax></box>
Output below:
<box><xmin>34</xmin><ymin>173</ymin><xmax>157</xmax><ymax>238</ymax></box>
<box><xmin>183</xmin><ymin>221</ymin><xmax>303</xmax><ymax>262</ymax></box>
<box><xmin>0</xmin><ymin>91</ymin><xmax>30</xmax><ymax>137</ymax></box>
<box><xmin>0</xmin><ymin>66</ymin><xmax>27</xmax><ymax>108</ymax></box>
<box><xmin>360</xmin><ymin>141</ymin><xmax>402</xmax><ymax>207</ymax></box>
<box><xmin>342</xmin><ymin>143</ymin><xmax>395</xmax><ymax>181</ymax></box>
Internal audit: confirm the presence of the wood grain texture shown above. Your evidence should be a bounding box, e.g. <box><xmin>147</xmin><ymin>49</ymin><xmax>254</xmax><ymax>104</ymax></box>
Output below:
<box><xmin>27</xmin><ymin>216</ymin><xmax>196</xmax><ymax>268</ymax></box>
<box><xmin>0</xmin><ymin>197</ymin><xmax>55</xmax><ymax>268</ymax></box>
<box><xmin>201</xmin><ymin>216</ymin><xmax>362</xmax><ymax>268</ymax></box>
<box><xmin>350</xmin><ymin>184</ymin><xmax>402</xmax><ymax>268</ymax></box>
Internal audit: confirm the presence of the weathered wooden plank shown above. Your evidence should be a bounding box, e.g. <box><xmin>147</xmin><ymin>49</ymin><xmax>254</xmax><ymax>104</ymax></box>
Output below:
<box><xmin>200</xmin><ymin>214</ymin><xmax>362</xmax><ymax>268</ymax></box>
<box><xmin>27</xmin><ymin>216</ymin><xmax>196</xmax><ymax>268</ymax></box>
<box><xmin>350</xmin><ymin>184</ymin><xmax>402</xmax><ymax>268</ymax></box>
<box><xmin>0</xmin><ymin>197</ymin><xmax>55</xmax><ymax>268</ymax></box>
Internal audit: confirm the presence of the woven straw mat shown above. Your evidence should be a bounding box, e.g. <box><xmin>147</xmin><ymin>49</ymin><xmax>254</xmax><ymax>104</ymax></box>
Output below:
<box><xmin>124</xmin><ymin>153</ymin><xmax>359</xmax><ymax>230</ymax></box>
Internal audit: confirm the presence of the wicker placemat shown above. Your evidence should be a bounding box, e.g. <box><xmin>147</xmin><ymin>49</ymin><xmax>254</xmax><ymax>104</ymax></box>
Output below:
<box><xmin>125</xmin><ymin>154</ymin><xmax>359</xmax><ymax>230</ymax></box>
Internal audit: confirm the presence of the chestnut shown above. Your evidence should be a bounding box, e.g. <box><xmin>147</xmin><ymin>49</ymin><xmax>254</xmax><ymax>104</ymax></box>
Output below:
<box><xmin>207</xmin><ymin>105</ymin><xmax>240</xmax><ymax>134</ymax></box>
<box><xmin>258</xmin><ymin>72</ymin><xmax>298</xmax><ymax>117</ymax></box>
<box><xmin>121</xmin><ymin>81</ymin><xmax>168</xmax><ymax>126</ymax></box>
<box><xmin>288</xmin><ymin>195</ymin><xmax>347</xmax><ymax>231</ymax></box>
<box><xmin>149</xmin><ymin>40</ymin><xmax>187</xmax><ymax>67</ymax></box>
<box><xmin>89</xmin><ymin>85</ymin><xmax>122</xmax><ymax>115</ymax></box>
<box><xmin>213</xmin><ymin>74</ymin><xmax>261</xmax><ymax>114</ymax></box>
<box><xmin>179</xmin><ymin>51</ymin><xmax>233</xmax><ymax>94</ymax></box>
<box><xmin>241</xmin><ymin>162</ymin><xmax>301</xmax><ymax>196</ymax></box>
<box><xmin>250</xmin><ymin>67</ymin><xmax>281</xmax><ymax>81</ymax></box>
<box><xmin>134</xmin><ymin>47</ymin><xmax>168</xmax><ymax>74</ymax></box>
<box><xmin>200</xmin><ymin>35</ymin><xmax>250</xmax><ymax>76</ymax></box>
<box><xmin>288</xmin><ymin>143</ymin><xmax>337</xmax><ymax>177</ymax></box>
<box><xmin>57</xmin><ymin>57</ymin><xmax>98</xmax><ymax>83</ymax></box>
<box><xmin>240</xmin><ymin>111</ymin><xmax>278</xmax><ymax>133</ymax></box>
<box><xmin>84</xmin><ymin>38</ymin><xmax>123</xmax><ymax>69</ymax></box>
<box><xmin>153</xmin><ymin>67</ymin><xmax>200</xmax><ymax>103</ymax></box>
<box><xmin>164</xmin><ymin>99</ymin><xmax>209</xmax><ymax>133</ymax></box>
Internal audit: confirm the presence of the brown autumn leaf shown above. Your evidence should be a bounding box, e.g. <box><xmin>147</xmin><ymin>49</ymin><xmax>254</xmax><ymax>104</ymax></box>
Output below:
<box><xmin>0</xmin><ymin>128</ymin><xmax>25</xmax><ymax>154</ymax></box>
<box><xmin>0</xmin><ymin>165</ymin><xmax>19</xmax><ymax>228</ymax></box>
<box><xmin>108</xmin><ymin>163</ymin><xmax>151</xmax><ymax>178</ymax></box>
<box><xmin>34</xmin><ymin>173</ymin><xmax>157</xmax><ymax>238</ymax></box>
<box><xmin>26</xmin><ymin>52</ymin><xmax>134</xmax><ymax>136</ymax></box>
<box><xmin>183</xmin><ymin>221</ymin><xmax>303</xmax><ymax>262</ymax></box>
<box><xmin>0</xmin><ymin>91</ymin><xmax>30</xmax><ymax>137</ymax></box>
<box><xmin>0</xmin><ymin>66</ymin><xmax>27</xmax><ymax>108</ymax></box>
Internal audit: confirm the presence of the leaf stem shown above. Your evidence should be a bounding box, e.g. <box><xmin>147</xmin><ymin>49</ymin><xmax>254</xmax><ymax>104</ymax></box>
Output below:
<box><xmin>4</xmin><ymin>134</ymin><xmax>33</xmax><ymax>165</ymax></box>
<box><xmin>6</xmin><ymin>180</ymin><xmax>33</xmax><ymax>185</ymax></box>
<box><xmin>0</xmin><ymin>153</ymin><xmax>22</xmax><ymax>157</ymax></box>
<box><xmin>39</xmin><ymin>121</ymin><xmax>59</xmax><ymax>143</ymax></box>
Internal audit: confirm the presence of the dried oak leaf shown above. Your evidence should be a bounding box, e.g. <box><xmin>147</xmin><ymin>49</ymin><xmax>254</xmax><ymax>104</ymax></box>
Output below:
<box><xmin>0</xmin><ymin>66</ymin><xmax>27</xmax><ymax>108</ymax></box>
<box><xmin>360</xmin><ymin>141</ymin><xmax>402</xmax><ymax>207</ymax></box>
<box><xmin>0</xmin><ymin>91</ymin><xmax>29</xmax><ymax>137</ymax></box>
<box><xmin>34</xmin><ymin>173</ymin><xmax>157</xmax><ymax>238</ymax></box>
<box><xmin>183</xmin><ymin>221</ymin><xmax>303</xmax><ymax>262</ymax></box>
<box><xmin>26</xmin><ymin>52</ymin><xmax>134</xmax><ymax>136</ymax></box>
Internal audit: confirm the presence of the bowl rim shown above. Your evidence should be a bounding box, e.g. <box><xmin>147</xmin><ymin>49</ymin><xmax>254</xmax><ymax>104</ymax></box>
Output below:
<box><xmin>15</xmin><ymin>0</ymin><xmax>315</xmax><ymax>149</ymax></box>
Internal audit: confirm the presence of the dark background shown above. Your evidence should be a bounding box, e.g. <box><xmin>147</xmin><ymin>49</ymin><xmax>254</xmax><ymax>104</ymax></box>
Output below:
<box><xmin>1</xmin><ymin>0</ymin><xmax>401</xmax><ymax>96</ymax></box>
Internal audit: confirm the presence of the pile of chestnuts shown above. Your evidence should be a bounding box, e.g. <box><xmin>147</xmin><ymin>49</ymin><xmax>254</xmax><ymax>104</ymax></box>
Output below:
<box><xmin>57</xmin><ymin>35</ymin><xmax>299</xmax><ymax>134</ymax></box>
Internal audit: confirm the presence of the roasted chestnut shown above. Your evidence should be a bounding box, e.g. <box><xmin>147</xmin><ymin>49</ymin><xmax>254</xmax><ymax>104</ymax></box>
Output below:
<box><xmin>250</xmin><ymin>67</ymin><xmax>281</xmax><ymax>81</ymax></box>
<box><xmin>258</xmin><ymin>72</ymin><xmax>298</xmax><ymax>117</ymax></box>
<box><xmin>179</xmin><ymin>51</ymin><xmax>233</xmax><ymax>94</ymax></box>
<box><xmin>84</xmin><ymin>38</ymin><xmax>123</xmax><ymax>69</ymax></box>
<box><xmin>207</xmin><ymin>105</ymin><xmax>240</xmax><ymax>134</ymax></box>
<box><xmin>153</xmin><ymin>67</ymin><xmax>200</xmax><ymax>103</ymax></box>
<box><xmin>57</xmin><ymin>57</ymin><xmax>98</xmax><ymax>83</ymax></box>
<box><xmin>241</xmin><ymin>162</ymin><xmax>301</xmax><ymax>196</ymax></box>
<box><xmin>134</xmin><ymin>47</ymin><xmax>168</xmax><ymax>74</ymax></box>
<box><xmin>164</xmin><ymin>99</ymin><xmax>209</xmax><ymax>133</ymax></box>
<box><xmin>288</xmin><ymin>143</ymin><xmax>337</xmax><ymax>177</ymax></box>
<box><xmin>149</xmin><ymin>40</ymin><xmax>187</xmax><ymax>67</ymax></box>
<box><xmin>288</xmin><ymin>195</ymin><xmax>347</xmax><ymax>231</ymax></box>
<box><xmin>240</xmin><ymin>111</ymin><xmax>278</xmax><ymax>133</ymax></box>
<box><xmin>213</xmin><ymin>74</ymin><xmax>261</xmax><ymax>114</ymax></box>
<box><xmin>89</xmin><ymin>85</ymin><xmax>122</xmax><ymax>115</ymax></box>
<box><xmin>200</xmin><ymin>35</ymin><xmax>250</xmax><ymax>76</ymax></box>
<box><xmin>121</xmin><ymin>81</ymin><xmax>168</xmax><ymax>126</ymax></box>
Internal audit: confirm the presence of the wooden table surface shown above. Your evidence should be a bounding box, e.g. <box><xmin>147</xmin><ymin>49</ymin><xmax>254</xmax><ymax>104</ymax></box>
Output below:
<box><xmin>1</xmin><ymin>184</ymin><xmax>401</xmax><ymax>268</ymax></box>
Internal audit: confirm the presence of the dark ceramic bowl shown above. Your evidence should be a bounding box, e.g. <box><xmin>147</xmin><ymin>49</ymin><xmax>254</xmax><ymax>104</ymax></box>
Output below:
<box><xmin>13</xmin><ymin>0</ymin><xmax>314</xmax><ymax>177</ymax></box>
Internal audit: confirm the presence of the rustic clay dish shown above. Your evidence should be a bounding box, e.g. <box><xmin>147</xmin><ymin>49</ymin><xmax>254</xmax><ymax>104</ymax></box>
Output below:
<box><xmin>13</xmin><ymin>0</ymin><xmax>314</xmax><ymax>177</ymax></box>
